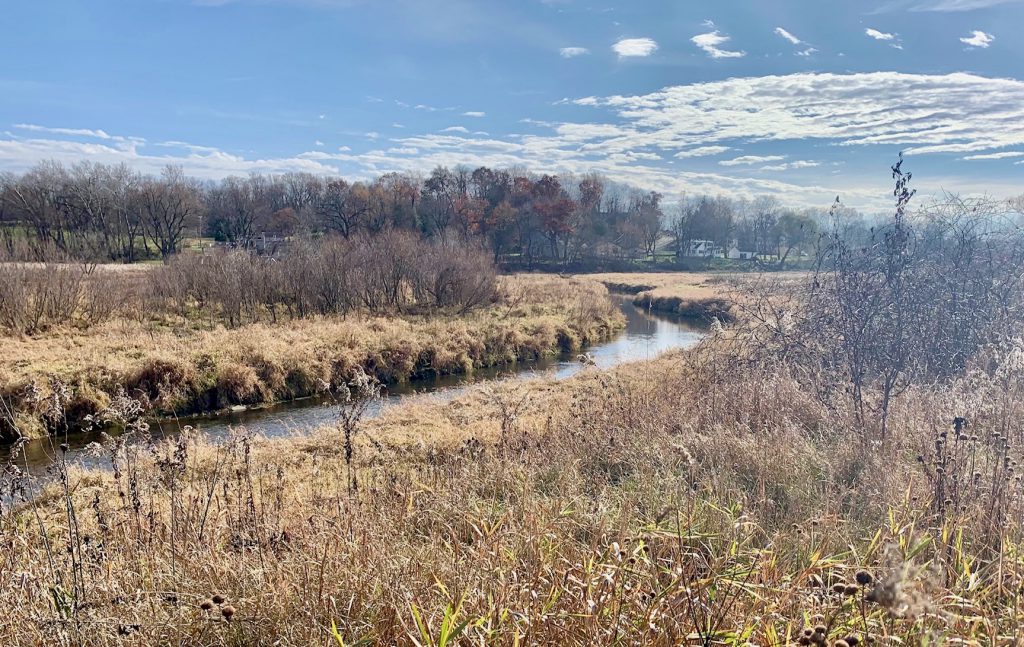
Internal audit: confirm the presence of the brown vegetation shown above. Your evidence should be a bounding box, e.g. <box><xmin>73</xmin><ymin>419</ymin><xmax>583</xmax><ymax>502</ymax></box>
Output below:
<box><xmin>4</xmin><ymin>330</ymin><xmax>1024</xmax><ymax>645</ymax></box>
<box><xmin>0</xmin><ymin>274</ymin><xmax>622</xmax><ymax>439</ymax></box>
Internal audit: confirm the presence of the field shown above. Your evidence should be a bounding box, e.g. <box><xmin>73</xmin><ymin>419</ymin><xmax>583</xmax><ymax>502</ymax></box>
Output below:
<box><xmin>4</xmin><ymin>322</ymin><xmax>1024</xmax><ymax>645</ymax></box>
<box><xmin>0</xmin><ymin>273</ymin><xmax>623</xmax><ymax>440</ymax></box>
<box><xmin>3</xmin><ymin>268</ymin><xmax>1024</xmax><ymax>645</ymax></box>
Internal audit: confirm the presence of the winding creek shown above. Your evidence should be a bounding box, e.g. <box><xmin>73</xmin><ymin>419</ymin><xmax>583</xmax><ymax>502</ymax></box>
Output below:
<box><xmin>4</xmin><ymin>294</ymin><xmax>706</xmax><ymax>475</ymax></box>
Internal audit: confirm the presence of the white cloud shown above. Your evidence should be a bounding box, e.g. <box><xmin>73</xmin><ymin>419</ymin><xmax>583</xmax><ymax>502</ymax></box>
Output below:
<box><xmin>318</xmin><ymin>114</ymin><xmax>327</xmax><ymax>120</ymax></box>
<box><xmin>314</xmin><ymin>140</ymin><xmax>325</xmax><ymax>147</ymax></box>
<box><xmin>796</xmin><ymin>47</ymin><xmax>818</xmax><ymax>56</ymax></box>
<box><xmin>612</xmin><ymin>37</ymin><xmax>658</xmax><ymax>57</ymax></box>
<box><xmin>462</xmin><ymin>111</ymin><xmax>486</xmax><ymax>117</ymax></box>
<box><xmin>914</xmin><ymin>0</ymin><xmax>1023</xmax><ymax>10</ymax></box>
<box><xmin>365</xmin><ymin>131</ymin><xmax>380</xmax><ymax>139</ymax></box>
<box><xmin>962</xmin><ymin>151</ymin><xmax>1023</xmax><ymax>160</ymax></box>
<box><xmin>338</xmin><ymin>146</ymin><xmax>351</xmax><ymax>152</ymax></box>
<box><xmin>14</xmin><ymin>124</ymin><xmax>116</xmax><ymax>140</ymax></box>
<box><xmin>392</xmin><ymin>123</ymin><xmax>405</xmax><ymax>128</ymax></box>
<box><xmin>865</xmin><ymin>28</ymin><xmax>895</xmax><ymax>40</ymax></box>
<box><xmin>774</xmin><ymin>27</ymin><xmax>802</xmax><ymax>45</ymax></box>
<box><xmin>559</xmin><ymin>46</ymin><xmax>590</xmax><ymax>58</ymax></box>
<box><xmin>0</xmin><ymin>132</ymin><xmax>341</xmax><ymax>179</ymax></box>
<box><xmin>573</xmin><ymin>72</ymin><xmax>1024</xmax><ymax>158</ymax></box>
<box><xmin>691</xmin><ymin>31</ymin><xmax>746</xmax><ymax>58</ymax></box>
<box><xmin>442</xmin><ymin>126</ymin><xmax>470</xmax><ymax>133</ymax></box>
<box><xmin>720</xmin><ymin>155</ymin><xmax>785</xmax><ymax>166</ymax></box>
<box><xmin>760</xmin><ymin>160</ymin><xmax>821</xmax><ymax>171</ymax></box>
<box><xmin>6</xmin><ymin>72</ymin><xmax>1024</xmax><ymax>211</ymax></box>
<box><xmin>674</xmin><ymin>145</ymin><xmax>732</xmax><ymax>158</ymax></box>
<box><xmin>960</xmin><ymin>30</ymin><xmax>995</xmax><ymax>47</ymax></box>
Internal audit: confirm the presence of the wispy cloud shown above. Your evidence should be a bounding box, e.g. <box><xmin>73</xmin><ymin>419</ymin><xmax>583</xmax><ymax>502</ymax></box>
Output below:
<box><xmin>960</xmin><ymin>30</ymin><xmax>995</xmax><ymax>47</ymax></box>
<box><xmin>774</xmin><ymin>26</ymin><xmax>816</xmax><ymax>56</ymax></box>
<box><xmin>612</xmin><ymin>37</ymin><xmax>658</xmax><ymax>58</ymax></box>
<box><xmin>442</xmin><ymin>126</ymin><xmax>470</xmax><ymax>133</ymax></box>
<box><xmin>865</xmin><ymin>27</ymin><xmax>903</xmax><ymax>48</ymax></box>
<box><xmin>760</xmin><ymin>160</ymin><xmax>821</xmax><ymax>171</ymax></box>
<box><xmin>912</xmin><ymin>0</ymin><xmax>1024</xmax><ymax>10</ymax></box>
<box><xmin>691</xmin><ymin>30</ymin><xmax>746</xmax><ymax>58</ymax></box>
<box><xmin>774</xmin><ymin>27</ymin><xmax>802</xmax><ymax>45</ymax></box>
<box><xmin>865</xmin><ymin>27</ymin><xmax>896</xmax><ymax>40</ymax></box>
<box><xmin>674</xmin><ymin>146</ymin><xmax>731</xmax><ymax>158</ymax></box>
<box><xmin>962</xmin><ymin>151</ymin><xmax>1023</xmax><ymax>160</ymax></box>
<box><xmin>6</xmin><ymin>72</ymin><xmax>1024</xmax><ymax>210</ymax></box>
<box><xmin>559</xmin><ymin>46</ymin><xmax>589</xmax><ymax>58</ymax></box>
<box><xmin>720</xmin><ymin>155</ymin><xmax>785</xmax><ymax>166</ymax></box>
<box><xmin>462</xmin><ymin>111</ymin><xmax>486</xmax><ymax>117</ymax></box>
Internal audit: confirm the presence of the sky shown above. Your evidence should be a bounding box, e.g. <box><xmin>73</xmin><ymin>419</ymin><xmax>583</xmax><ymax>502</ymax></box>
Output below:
<box><xmin>1</xmin><ymin>0</ymin><xmax>1023</xmax><ymax>211</ymax></box>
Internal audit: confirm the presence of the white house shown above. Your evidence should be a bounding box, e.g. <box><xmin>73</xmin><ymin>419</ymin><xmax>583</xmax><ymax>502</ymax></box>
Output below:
<box><xmin>727</xmin><ymin>244</ymin><xmax>757</xmax><ymax>260</ymax></box>
<box><xmin>685</xmin><ymin>239</ymin><xmax>725</xmax><ymax>258</ymax></box>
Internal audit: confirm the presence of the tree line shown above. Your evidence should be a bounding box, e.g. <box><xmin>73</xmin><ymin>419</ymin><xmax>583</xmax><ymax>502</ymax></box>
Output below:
<box><xmin>2</xmin><ymin>160</ymin><xmax>835</xmax><ymax>265</ymax></box>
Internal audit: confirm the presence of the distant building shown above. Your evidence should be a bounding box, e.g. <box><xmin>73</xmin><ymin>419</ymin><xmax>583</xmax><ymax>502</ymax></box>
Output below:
<box><xmin>684</xmin><ymin>239</ymin><xmax>725</xmax><ymax>258</ymax></box>
<box><xmin>727</xmin><ymin>244</ymin><xmax>757</xmax><ymax>260</ymax></box>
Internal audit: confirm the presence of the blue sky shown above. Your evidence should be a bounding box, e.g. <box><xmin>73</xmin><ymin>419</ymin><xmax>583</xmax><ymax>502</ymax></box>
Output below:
<box><xmin>1</xmin><ymin>0</ymin><xmax>1022</xmax><ymax>210</ymax></box>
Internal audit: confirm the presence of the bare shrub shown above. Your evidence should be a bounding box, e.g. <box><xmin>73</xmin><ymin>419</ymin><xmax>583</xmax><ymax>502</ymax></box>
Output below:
<box><xmin>146</xmin><ymin>233</ymin><xmax>499</xmax><ymax>328</ymax></box>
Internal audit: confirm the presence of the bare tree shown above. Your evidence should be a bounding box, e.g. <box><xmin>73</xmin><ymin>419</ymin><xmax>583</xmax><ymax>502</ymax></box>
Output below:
<box><xmin>140</xmin><ymin>166</ymin><xmax>203</xmax><ymax>259</ymax></box>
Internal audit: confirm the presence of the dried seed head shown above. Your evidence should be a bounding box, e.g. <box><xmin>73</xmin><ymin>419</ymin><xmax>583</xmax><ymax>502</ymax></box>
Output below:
<box><xmin>211</xmin><ymin>593</ymin><xmax>226</xmax><ymax>605</ymax></box>
<box><xmin>845</xmin><ymin>637</ymin><xmax>860</xmax><ymax>646</ymax></box>
<box><xmin>220</xmin><ymin>605</ymin><xmax>235</xmax><ymax>621</ymax></box>
<box><xmin>832</xmin><ymin>583</ymin><xmax>845</xmax><ymax>594</ymax></box>
<box><xmin>814</xmin><ymin>624</ymin><xmax>827</xmax><ymax>635</ymax></box>
<box><xmin>803</xmin><ymin>628</ymin><xmax>815</xmax><ymax>638</ymax></box>
<box><xmin>855</xmin><ymin>570</ymin><xmax>873</xmax><ymax>586</ymax></box>
<box><xmin>844</xmin><ymin>584</ymin><xmax>859</xmax><ymax>596</ymax></box>
<box><xmin>199</xmin><ymin>600</ymin><xmax>214</xmax><ymax>611</ymax></box>
<box><xmin>834</xmin><ymin>641</ymin><xmax>851</xmax><ymax>647</ymax></box>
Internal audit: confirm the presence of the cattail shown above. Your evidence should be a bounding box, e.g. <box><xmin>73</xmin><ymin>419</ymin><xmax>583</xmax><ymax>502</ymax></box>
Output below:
<box><xmin>221</xmin><ymin>605</ymin><xmax>235</xmax><ymax>621</ymax></box>
<box><xmin>199</xmin><ymin>599</ymin><xmax>214</xmax><ymax>611</ymax></box>
<box><xmin>211</xmin><ymin>593</ymin><xmax>226</xmax><ymax>605</ymax></box>
<box><xmin>855</xmin><ymin>570</ymin><xmax>873</xmax><ymax>586</ymax></box>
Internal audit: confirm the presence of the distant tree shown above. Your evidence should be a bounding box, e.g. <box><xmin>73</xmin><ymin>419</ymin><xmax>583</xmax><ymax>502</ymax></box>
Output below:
<box><xmin>774</xmin><ymin>210</ymin><xmax>818</xmax><ymax>267</ymax></box>
<box><xmin>316</xmin><ymin>179</ymin><xmax>368</xmax><ymax>239</ymax></box>
<box><xmin>139</xmin><ymin>166</ymin><xmax>203</xmax><ymax>259</ymax></box>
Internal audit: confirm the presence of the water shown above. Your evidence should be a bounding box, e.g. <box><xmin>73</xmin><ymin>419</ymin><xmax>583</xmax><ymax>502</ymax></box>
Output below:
<box><xmin>3</xmin><ymin>295</ymin><xmax>705</xmax><ymax>474</ymax></box>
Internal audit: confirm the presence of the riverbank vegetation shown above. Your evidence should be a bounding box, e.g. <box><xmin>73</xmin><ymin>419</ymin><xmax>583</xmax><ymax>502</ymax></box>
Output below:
<box><xmin>0</xmin><ymin>268</ymin><xmax>623</xmax><ymax>440</ymax></box>
<box><xmin>594</xmin><ymin>272</ymin><xmax>741</xmax><ymax>322</ymax></box>
<box><xmin>4</xmin><ymin>162</ymin><xmax>1024</xmax><ymax>645</ymax></box>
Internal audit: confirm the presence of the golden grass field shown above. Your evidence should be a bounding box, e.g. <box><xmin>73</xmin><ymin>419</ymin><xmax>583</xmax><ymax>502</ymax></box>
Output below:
<box><xmin>0</xmin><ymin>274</ymin><xmax>623</xmax><ymax>438</ymax></box>
<box><xmin>5</xmin><ymin>331</ymin><xmax>1024</xmax><ymax>645</ymax></box>
<box><xmin>3</xmin><ymin>271</ymin><xmax>1024</xmax><ymax>645</ymax></box>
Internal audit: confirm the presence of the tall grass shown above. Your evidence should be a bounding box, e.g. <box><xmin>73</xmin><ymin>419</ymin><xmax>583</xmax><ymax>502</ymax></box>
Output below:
<box><xmin>1</xmin><ymin>275</ymin><xmax>623</xmax><ymax>438</ymax></box>
<box><xmin>3</xmin><ymin>330</ymin><xmax>1024</xmax><ymax>645</ymax></box>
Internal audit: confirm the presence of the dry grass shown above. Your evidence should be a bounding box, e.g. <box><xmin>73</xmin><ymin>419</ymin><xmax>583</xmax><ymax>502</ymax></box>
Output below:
<box><xmin>1</xmin><ymin>275</ymin><xmax>623</xmax><ymax>438</ymax></box>
<box><xmin>590</xmin><ymin>272</ymin><xmax>741</xmax><ymax>321</ymax></box>
<box><xmin>3</xmin><ymin>330</ymin><xmax>1024</xmax><ymax>645</ymax></box>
